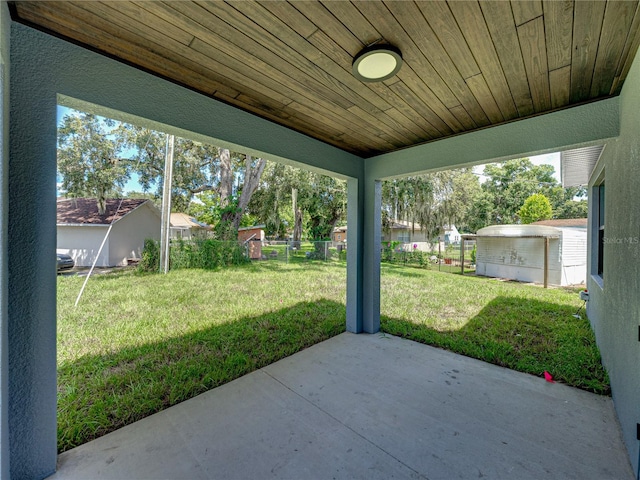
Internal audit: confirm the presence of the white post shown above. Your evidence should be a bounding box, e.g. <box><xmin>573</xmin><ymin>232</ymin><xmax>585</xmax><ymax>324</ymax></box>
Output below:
<box><xmin>160</xmin><ymin>134</ymin><xmax>174</xmax><ymax>274</ymax></box>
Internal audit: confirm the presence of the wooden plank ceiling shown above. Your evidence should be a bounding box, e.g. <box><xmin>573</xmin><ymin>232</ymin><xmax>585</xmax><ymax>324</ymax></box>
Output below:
<box><xmin>10</xmin><ymin>1</ymin><xmax>640</xmax><ymax>157</ymax></box>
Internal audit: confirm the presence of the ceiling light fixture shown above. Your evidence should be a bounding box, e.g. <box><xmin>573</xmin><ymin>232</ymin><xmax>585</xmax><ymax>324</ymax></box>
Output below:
<box><xmin>352</xmin><ymin>44</ymin><xmax>403</xmax><ymax>82</ymax></box>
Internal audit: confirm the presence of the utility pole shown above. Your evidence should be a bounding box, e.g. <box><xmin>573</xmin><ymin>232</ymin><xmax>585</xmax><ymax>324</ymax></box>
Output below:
<box><xmin>160</xmin><ymin>134</ymin><xmax>174</xmax><ymax>274</ymax></box>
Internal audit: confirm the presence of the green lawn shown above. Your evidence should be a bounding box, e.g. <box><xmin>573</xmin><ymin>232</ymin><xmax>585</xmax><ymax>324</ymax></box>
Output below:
<box><xmin>380</xmin><ymin>265</ymin><xmax>607</xmax><ymax>395</ymax></box>
<box><xmin>57</xmin><ymin>262</ymin><xmax>607</xmax><ymax>453</ymax></box>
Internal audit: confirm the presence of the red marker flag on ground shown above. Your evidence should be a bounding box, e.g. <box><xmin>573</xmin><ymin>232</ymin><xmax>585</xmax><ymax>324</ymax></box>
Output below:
<box><xmin>544</xmin><ymin>371</ymin><xmax>554</xmax><ymax>383</ymax></box>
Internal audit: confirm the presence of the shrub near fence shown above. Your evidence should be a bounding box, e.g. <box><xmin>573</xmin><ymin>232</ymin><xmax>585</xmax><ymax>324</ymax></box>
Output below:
<box><xmin>139</xmin><ymin>238</ymin><xmax>249</xmax><ymax>272</ymax></box>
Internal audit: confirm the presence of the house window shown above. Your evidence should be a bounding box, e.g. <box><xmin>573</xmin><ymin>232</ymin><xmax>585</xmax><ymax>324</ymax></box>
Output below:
<box><xmin>593</xmin><ymin>181</ymin><xmax>605</xmax><ymax>281</ymax></box>
<box><xmin>597</xmin><ymin>183</ymin><xmax>605</xmax><ymax>277</ymax></box>
<box><xmin>397</xmin><ymin>232</ymin><xmax>410</xmax><ymax>243</ymax></box>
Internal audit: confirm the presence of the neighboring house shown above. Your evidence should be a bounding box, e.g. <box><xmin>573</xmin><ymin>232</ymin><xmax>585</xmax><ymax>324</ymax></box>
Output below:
<box><xmin>170</xmin><ymin>212</ymin><xmax>211</xmax><ymax>240</ymax></box>
<box><xmin>383</xmin><ymin>220</ymin><xmax>430</xmax><ymax>243</ymax></box>
<box><xmin>475</xmin><ymin>223</ymin><xmax>587</xmax><ymax>286</ymax></box>
<box><xmin>531</xmin><ymin>218</ymin><xmax>588</xmax><ymax>228</ymax></box>
<box><xmin>57</xmin><ymin>198</ymin><xmax>161</xmax><ymax>267</ymax></box>
<box><xmin>441</xmin><ymin>225</ymin><xmax>461</xmax><ymax>245</ymax></box>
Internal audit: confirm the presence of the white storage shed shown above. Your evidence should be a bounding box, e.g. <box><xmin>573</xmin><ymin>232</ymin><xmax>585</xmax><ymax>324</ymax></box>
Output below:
<box><xmin>475</xmin><ymin>222</ymin><xmax>587</xmax><ymax>287</ymax></box>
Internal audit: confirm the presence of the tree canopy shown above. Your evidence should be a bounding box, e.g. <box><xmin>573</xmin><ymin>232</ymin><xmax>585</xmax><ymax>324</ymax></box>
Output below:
<box><xmin>57</xmin><ymin>112</ymin><xmax>129</xmax><ymax>214</ymax></box>
<box><xmin>380</xmin><ymin>157</ymin><xmax>587</xmax><ymax>237</ymax></box>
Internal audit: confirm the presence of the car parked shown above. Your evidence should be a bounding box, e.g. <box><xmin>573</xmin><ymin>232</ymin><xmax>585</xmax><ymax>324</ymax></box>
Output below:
<box><xmin>56</xmin><ymin>253</ymin><xmax>74</xmax><ymax>273</ymax></box>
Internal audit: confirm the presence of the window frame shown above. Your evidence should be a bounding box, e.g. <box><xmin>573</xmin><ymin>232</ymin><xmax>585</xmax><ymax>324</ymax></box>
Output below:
<box><xmin>591</xmin><ymin>175</ymin><xmax>605</xmax><ymax>287</ymax></box>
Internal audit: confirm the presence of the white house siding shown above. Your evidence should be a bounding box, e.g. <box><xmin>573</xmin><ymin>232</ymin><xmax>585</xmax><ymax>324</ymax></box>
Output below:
<box><xmin>57</xmin><ymin>225</ymin><xmax>110</xmax><ymax>267</ymax></box>
<box><xmin>109</xmin><ymin>203</ymin><xmax>161</xmax><ymax>266</ymax></box>
<box><xmin>386</xmin><ymin>229</ymin><xmax>431</xmax><ymax>243</ymax></box>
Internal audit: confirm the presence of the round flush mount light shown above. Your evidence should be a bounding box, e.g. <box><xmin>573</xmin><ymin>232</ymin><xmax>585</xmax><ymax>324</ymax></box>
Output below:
<box><xmin>352</xmin><ymin>44</ymin><xmax>403</xmax><ymax>82</ymax></box>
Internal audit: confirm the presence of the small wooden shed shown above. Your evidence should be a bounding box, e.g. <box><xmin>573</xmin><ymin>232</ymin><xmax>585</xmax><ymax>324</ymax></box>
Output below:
<box><xmin>475</xmin><ymin>223</ymin><xmax>587</xmax><ymax>287</ymax></box>
<box><xmin>238</xmin><ymin>225</ymin><xmax>265</xmax><ymax>259</ymax></box>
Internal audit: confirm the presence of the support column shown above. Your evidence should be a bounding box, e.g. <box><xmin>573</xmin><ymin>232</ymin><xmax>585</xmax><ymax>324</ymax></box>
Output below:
<box><xmin>346</xmin><ymin>177</ymin><xmax>381</xmax><ymax>333</ymax></box>
<box><xmin>363</xmin><ymin>179</ymin><xmax>381</xmax><ymax>333</ymax></box>
<box><xmin>8</xmin><ymin>23</ymin><xmax>58</xmax><ymax>478</ymax></box>
<box><xmin>346</xmin><ymin>178</ymin><xmax>363</xmax><ymax>333</ymax></box>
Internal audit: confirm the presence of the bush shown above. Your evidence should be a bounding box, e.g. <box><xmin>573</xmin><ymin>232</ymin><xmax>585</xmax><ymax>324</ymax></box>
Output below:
<box><xmin>139</xmin><ymin>239</ymin><xmax>160</xmax><ymax>272</ymax></box>
<box><xmin>169</xmin><ymin>238</ymin><xmax>249</xmax><ymax>270</ymax></box>
<box><xmin>140</xmin><ymin>237</ymin><xmax>249</xmax><ymax>273</ymax></box>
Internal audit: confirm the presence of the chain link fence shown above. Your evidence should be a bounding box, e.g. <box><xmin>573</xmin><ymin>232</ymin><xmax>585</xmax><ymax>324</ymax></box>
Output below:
<box><xmin>259</xmin><ymin>240</ymin><xmax>346</xmax><ymax>263</ymax></box>
<box><xmin>381</xmin><ymin>240</ymin><xmax>476</xmax><ymax>273</ymax></box>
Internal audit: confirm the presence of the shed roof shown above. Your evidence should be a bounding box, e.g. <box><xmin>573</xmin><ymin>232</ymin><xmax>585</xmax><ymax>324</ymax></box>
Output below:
<box><xmin>238</xmin><ymin>225</ymin><xmax>265</xmax><ymax>232</ymax></box>
<box><xmin>57</xmin><ymin>198</ymin><xmax>151</xmax><ymax>225</ymax></box>
<box><xmin>476</xmin><ymin>224</ymin><xmax>560</xmax><ymax>238</ymax></box>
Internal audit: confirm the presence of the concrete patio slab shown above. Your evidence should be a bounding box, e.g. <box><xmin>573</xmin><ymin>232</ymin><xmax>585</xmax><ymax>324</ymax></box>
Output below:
<box><xmin>49</xmin><ymin>332</ymin><xmax>633</xmax><ymax>480</ymax></box>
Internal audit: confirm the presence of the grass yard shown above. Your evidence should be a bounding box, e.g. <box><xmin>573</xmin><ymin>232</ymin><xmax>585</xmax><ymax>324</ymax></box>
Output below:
<box><xmin>57</xmin><ymin>261</ymin><xmax>607</xmax><ymax>453</ymax></box>
<box><xmin>381</xmin><ymin>265</ymin><xmax>608</xmax><ymax>395</ymax></box>
<box><xmin>57</xmin><ymin>262</ymin><xmax>346</xmax><ymax>452</ymax></box>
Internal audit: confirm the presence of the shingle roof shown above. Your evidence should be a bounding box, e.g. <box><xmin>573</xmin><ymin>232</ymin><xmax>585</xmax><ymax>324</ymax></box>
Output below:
<box><xmin>170</xmin><ymin>212</ymin><xmax>211</xmax><ymax>229</ymax></box>
<box><xmin>531</xmin><ymin>218</ymin><xmax>588</xmax><ymax>228</ymax></box>
<box><xmin>57</xmin><ymin>198</ymin><xmax>150</xmax><ymax>225</ymax></box>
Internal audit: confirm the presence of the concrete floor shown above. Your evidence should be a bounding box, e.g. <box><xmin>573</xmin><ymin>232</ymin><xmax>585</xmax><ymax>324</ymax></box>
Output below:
<box><xmin>49</xmin><ymin>333</ymin><xmax>633</xmax><ymax>480</ymax></box>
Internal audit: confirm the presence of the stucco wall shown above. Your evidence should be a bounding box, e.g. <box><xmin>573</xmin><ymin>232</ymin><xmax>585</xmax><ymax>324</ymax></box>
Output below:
<box><xmin>9</xmin><ymin>22</ymin><xmax>59</xmax><ymax>479</ymax></box>
<box><xmin>586</xmin><ymin>39</ymin><xmax>640</xmax><ymax>476</ymax></box>
<box><xmin>110</xmin><ymin>203</ymin><xmax>161</xmax><ymax>266</ymax></box>
<box><xmin>0</xmin><ymin>3</ymin><xmax>9</xmax><ymax>477</ymax></box>
<box><xmin>57</xmin><ymin>225</ymin><xmax>110</xmax><ymax>267</ymax></box>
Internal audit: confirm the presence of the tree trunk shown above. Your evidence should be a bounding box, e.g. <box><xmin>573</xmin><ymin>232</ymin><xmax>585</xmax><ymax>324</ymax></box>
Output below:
<box><xmin>231</xmin><ymin>155</ymin><xmax>266</xmax><ymax>230</ymax></box>
<box><xmin>218</xmin><ymin>148</ymin><xmax>233</xmax><ymax>208</ymax></box>
<box><xmin>292</xmin><ymin>188</ymin><xmax>302</xmax><ymax>247</ymax></box>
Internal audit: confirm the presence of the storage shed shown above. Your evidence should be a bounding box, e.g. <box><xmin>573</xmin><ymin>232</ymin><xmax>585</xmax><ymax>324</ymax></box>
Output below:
<box><xmin>238</xmin><ymin>225</ymin><xmax>265</xmax><ymax>260</ymax></box>
<box><xmin>475</xmin><ymin>223</ymin><xmax>587</xmax><ymax>287</ymax></box>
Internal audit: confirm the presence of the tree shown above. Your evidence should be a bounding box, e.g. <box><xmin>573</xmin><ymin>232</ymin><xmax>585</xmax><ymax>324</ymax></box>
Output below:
<box><xmin>481</xmin><ymin>158</ymin><xmax>557</xmax><ymax>225</ymax></box>
<box><xmin>247</xmin><ymin>162</ymin><xmax>346</xmax><ymax>240</ymax></box>
<box><xmin>57</xmin><ymin>112</ymin><xmax>128</xmax><ymax>214</ymax></box>
<box><xmin>519</xmin><ymin>193</ymin><xmax>553</xmax><ymax>224</ymax></box>
<box><xmin>117</xmin><ymin>124</ymin><xmax>220</xmax><ymax>212</ymax></box>
<box><xmin>218</xmin><ymin>152</ymin><xmax>266</xmax><ymax>235</ymax></box>
<box><xmin>381</xmin><ymin>169</ymin><xmax>481</xmax><ymax>239</ymax></box>
<box><xmin>117</xmin><ymin>126</ymin><xmax>265</xmax><ymax>235</ymax></box>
